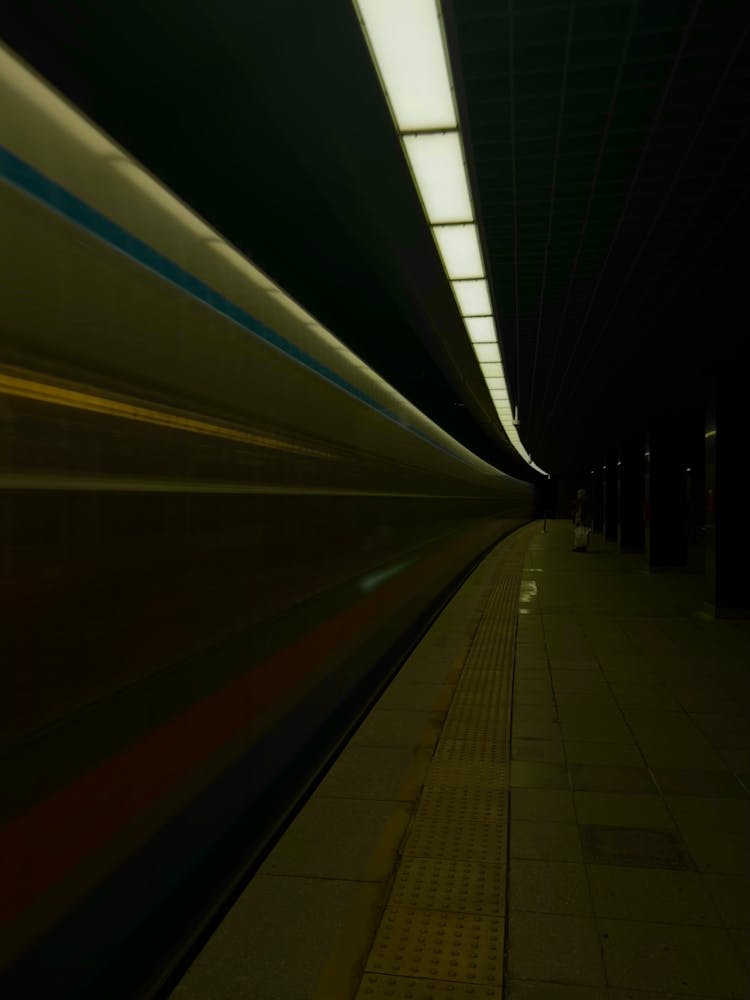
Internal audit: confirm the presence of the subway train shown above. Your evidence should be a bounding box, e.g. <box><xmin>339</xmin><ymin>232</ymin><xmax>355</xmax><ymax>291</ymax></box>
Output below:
<box><xmin>0</xmin><ymin>43</ymin><xmax>533</xmax><ymax>997</ymax></box>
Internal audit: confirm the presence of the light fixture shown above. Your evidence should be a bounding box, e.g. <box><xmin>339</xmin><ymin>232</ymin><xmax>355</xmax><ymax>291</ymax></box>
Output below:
<box><xmin>354</xmin><ymin>0</ymin><xmax>456</xmax><ymax>132</ymax></box>
<box><xmin>473</xmin><ymin>342</ymin><xmax>501</xmax><ymax>364</ymax></box>
<box><xmin>464</xmin><ymin>316</ymin><xmax>496</xmax><ymax>343</ymax></box>
<box><xmin>451</xmin><ymin>279</ymin><xmax>491</xmax><ymax>316</ymax></box>
<box><xmin>353</xmin><ymin>0</ymin><xmax>547</xmax><ymax>475</ymax></box>
<box><xmin>403</xmin><ymin>133</ymin><xmax>473</xmax><ymax>223</ymax></box>
<box><xmin>480</xmin><ymin>362</ymin><xmax>504</xmax><ymax>378</ymax></box>
<box><xmin>431</xmin><ymin>223</ymin><xmax>483</xmax><ymax>279</ymax></box>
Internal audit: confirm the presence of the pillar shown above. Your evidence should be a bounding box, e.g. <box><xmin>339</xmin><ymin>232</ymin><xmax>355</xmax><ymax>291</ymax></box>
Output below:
<box><xmin>705</xmin><ymin>363</ymin><xmax>750</xmax><ymax>616</ymax></box>
<box><xmin>645</xmin><ymin>414</ymin><xmax>688</xmax><ymax>569</ymax></box>
<box><xmin>617</xmin><ymin>434</ymin><xmax>645</xmax><ymax>552</ymax></box>
<box><xmin>602</xmin><ymin>455</ymin><xmax>618</xmax><ymax>543</ymax></box>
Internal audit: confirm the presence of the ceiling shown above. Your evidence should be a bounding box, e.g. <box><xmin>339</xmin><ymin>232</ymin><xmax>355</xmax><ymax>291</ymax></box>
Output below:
<box><xmin>3</xmin><ymin>1</ymin><xmax>749</xmax><ymax>478</ymax></box>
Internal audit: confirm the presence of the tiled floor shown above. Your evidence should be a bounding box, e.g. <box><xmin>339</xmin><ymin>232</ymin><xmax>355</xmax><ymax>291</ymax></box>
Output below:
<box><xmin>170</xmin><ymin>520</ymin><xmax>750</xmax><ymax>999</ymax></box>
<box><xmin>170</xmin><ymin>525</ymin><xmax>536</xmax><ymax>1000</ymax></box>
<box><xmin>507</xmin><ymin>521</ymin><xmax>750</xmax><ymax>999</ymax></box>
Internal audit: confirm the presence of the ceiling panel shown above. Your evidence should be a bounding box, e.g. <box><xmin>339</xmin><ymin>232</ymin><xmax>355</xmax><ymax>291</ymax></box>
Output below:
<box><xmin>445</xmin><ymin>0</ymin><xmax>750</xmax><ymax>471</ymax></box>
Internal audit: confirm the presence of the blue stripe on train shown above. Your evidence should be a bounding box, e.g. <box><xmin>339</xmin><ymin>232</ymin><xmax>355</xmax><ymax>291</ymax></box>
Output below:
<box><xmin>0</xmin><ymin>144</ymin><xmax>467</xmax><ymax>465</ymax></box>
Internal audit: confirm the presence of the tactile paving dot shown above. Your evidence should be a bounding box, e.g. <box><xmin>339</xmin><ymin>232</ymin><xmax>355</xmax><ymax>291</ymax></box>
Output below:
<box><xmin>450</xmin><ymin>690</ymin><xmax>507</xmax><ymax>708</ymax></box>
<box><xmin>403</xmin><ymin>816</ymin><xmax>506</xmax><ymax>863</ymax></box>
<box><xmin>443</xmin><ymin>703</ymin><xmax>511</xmax><ymax>732</ymax></box>
<box><xmin>462</xmin><ymin>648</ymin><xmax>511</xmax><ymax>677</ymax></box>
<box><xmin>459</xmin><ymin>665</ymin><xmax>510</xmax><ymax>685</ymax></box>
<box><xmin>433</xmin><ymin>740</ymin><xmax>505</xmax><ymax>765</ymax></box>
<box><xmin>354</xmin><ymin>973</ymin><xmax>502</xmax><ymax>998</ymax></box>
<box><xmin>418</xmin><ymin>785</ymin><xmax>507</xmax><ymax>824</ymax></box>
<box><xmin>441</xmin><ymin>719</ymin><xmax>505</xmax><ymax>742</ymax></box>
<box><xmin>390</xmin><ymin>857</ymin><xmax>506</xmax><ymax>916</ymax></box>
<box><xmin>366</xmin><ymin>907</ymin><xmax>503</xmax><ymax>984</ymax></box>
<box><xmin>425</xmin><ymin>758</ymin><xmax>508</xmax><ymax>790</ymax></box>
<box><xmin>454</xmin><ymin>670</ymin><xmax>509</xmax><ymax>692</ymax></box>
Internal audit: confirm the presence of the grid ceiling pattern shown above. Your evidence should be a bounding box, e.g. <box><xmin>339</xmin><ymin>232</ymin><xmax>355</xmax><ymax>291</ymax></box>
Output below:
<box><xmin>449</xmin><ymin>0</ymin><xmax>750</xmax><ymax>471</ymax></box>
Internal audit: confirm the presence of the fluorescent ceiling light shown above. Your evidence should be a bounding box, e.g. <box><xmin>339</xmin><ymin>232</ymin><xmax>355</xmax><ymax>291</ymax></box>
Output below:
<box><xmin>452</xmin><ymin>279</ymin><xmax>491</xmax><ymax>315</ymax></box>
<box><xmin>353</xmin><ymin>2</ymin><xmax>538</xmax><ymax>471</ymax></box>
<box><xmin>480</xmin><ymin>362</ymin><xmax>504</xmax><ymax>378</ymax></box>
<box><xmin>355</xmin><ymin>0</ymin><xmax>456</xmax><ymax>132</ymax></box>
<box><xmin>473</xmin><ymin>342</ymin><xmax>501</xmax><ymax>364</ymax></box>
<box><xmin>403</xmin><ymin>132</ymin><xmax>473</xmax><ymax>223</ymax></box>
<box><xmin>465</xmin><ymin>316</ymin><xmax>496</xmax><ymax>343</ymax></box>
<box><xmin>432</xmin><ymin>224</ymin><xmax>483</xmax><ymax>279</ymax></box>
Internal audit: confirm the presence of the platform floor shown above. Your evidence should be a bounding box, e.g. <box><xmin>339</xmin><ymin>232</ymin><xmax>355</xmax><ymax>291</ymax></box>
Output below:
<box><xmin>170</xmin><ymin>520</ymin><xmax>750</xmax><ymax>1000</ymax></box>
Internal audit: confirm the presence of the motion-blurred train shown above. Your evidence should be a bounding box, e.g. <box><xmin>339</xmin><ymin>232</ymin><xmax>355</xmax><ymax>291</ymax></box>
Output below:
<box><xmin>0</xmin><ymin>42</ymin><xmax>533</xmax><ymax>997</ymax></box>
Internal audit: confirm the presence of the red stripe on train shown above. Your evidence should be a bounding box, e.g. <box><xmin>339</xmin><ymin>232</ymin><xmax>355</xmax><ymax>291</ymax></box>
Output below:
<box><xmin>0</xmin><ymin>527</ymin><xmax>488</xmax><ymax>924</ymax></box>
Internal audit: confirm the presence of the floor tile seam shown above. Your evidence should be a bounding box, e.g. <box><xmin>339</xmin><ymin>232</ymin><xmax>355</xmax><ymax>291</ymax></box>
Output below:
<box><xmin>428</xmin><ymin>748</ymin><xmax>510</xmax><ymax>763</ymax></box>
<box><xmin>365</xmin><ymin>910</ymin><xmax>504</xmax><ymax>942</ymax></box>
<box><xmin>404</xmin><ymin>806</ymin><xmax>505</xmax><ymax>828</ymax></box>
<box><xmin>448</xmin><ymin>584</ymin><xmax>518</xmax><ymax>693</ymax></box>
<box><xmin>429</xmin><ymin>762</ymin><xmax>508</xmax><ymax>771</ymax></box>
<box><xmin>458</xmin><ymin>665</ymin><xmax>516</xmax><ymax>675</ymax></box>
<box><xmin>410</xmin><ymin>798</ymin><xmax>508</xmax><ymax>814</ymax></box>
<box><xmin>358</xmin><ymin>970</ymin><xmax>505</xmax><ymax>992</ymax></box>
<box><xmin>462</xmin><ymin>628</ymin><xmax>516</xmax><ymax>654</ymax></box>
<box><xmin>449</xmin><ymin>598</ymin><xmax>518</xmax><ymax>665</ymax></box>
<box><xmin>588</xmin><ymin>911</ymin><xmax>750</xmax><ymax>963</ymax></box>
<box><xmin>420</xmin><ymin>777</ymin><xmax>510</xmax><ymax>809</ymax></box>
<box><xmin>351</xmin><ymin>525</ymin><xmax>537</xmax><ymax>999</ymax></box>
<box><xmin>530</xmin><ymin>550</ymin><xmax>749</xmax><ymax>993</ymax></box>
<box><xmin>454</xmin><ymin>671</ymin><xmax>513</xmax><ymax>691</ymax></box>
<box><xmin>429</xmin><ymin>740</ymin><xmax>512</xmax><ymax>757</ymax></box>
<box><xmin>460</xmin><ymin>622</ymin><xmax>512</xmax><ymax>668</ymax></box>
<box><xmin>519</xmin><ymin>550</ymin><xmax>608</xmax><ymax>984</ymax></box>
<box><xmin>374</xmin><ymin>900</ymin><xmax>505</xmax><ymax>920</ymax></box>
<box><xmin>363</xmin><ymin>964</ymin><xmax>502</xmax><ymax>989</ymax></box>
<box><xmin>403</xmin><ymin>835</ymin><xmax>508</xmax><ymax>852</ymax></box>
<box><xmin>447</xmin><ymin>696</ymin><xmax>512</xmax><ymax>711</ymax></box>
<box><xmin>452</xmin><ymin>673</ymin><xmax>513</xmax><ymax>689</ymax></box>
<box><xmin>463</xmin><ymin>621</ymin><xmax>517</xmax><ymax>654</ymax></box>
<box><xmin>418</xmin><ymin>786</ymin><xmax>509</xmax><ymax>798</ymax></box>
<box><xmin>511</xmin><ymin>888</ymin><xmax>734</xmax><ymax>929</ymax></box>
<box><xmin>588</xmin><ymin>663</ymin><xmax>717</xmax><ymax>845</ymax></box>
<box><xmin>692</xmin><ymin>868</ymin><xmax>750</xmax><ymax>939</ymax></box>
<box><xmin>406</xmin><ymin>821</ymin><xmax>508</xmax><ymax>835</ymax></box>
<box><xmin>396</xmin><ymin>857</ymin><xmax>508</xmax><ymax>871</ymax></box>
<box><xmin>440</xmin><ymin>713</ymin><xmax>510</xmax><ymax>723</ymax></box>
<box><xmin>386</xmin><ymin>897</ymin><xmax>506</xmax><ymax>915</ymax></box>
<box><xmin>401</xmin><ymin>853</ymin><xmax>507</xmax><ymax>867</ymax></box>
<box><xmin>490</xmin><ymin>549</ymin><xmax>540</xmax><ymax>998</ymax></box>
<box><xmin>363</xmin><ymin>968</ymin><xmax>503</xmax><ymax>992</ymax></box>
<box><xmin>419</xmin><ymin>785</ymin><xmax>507</xmax><ymax>800</ymax></box>
<box><xmin>442</xmin><ymin>698</ymin><xmax>512</xmax><ymax>711</ymax></box>
<box><xmin>438</xmin><ymin>731</ymin><xmax>509</xmax><ymax>742</ymax></box>
<box><xmin>437</xmin><ymin>661</ymin><xmax>514</xmax><ymax>742</ymax></box>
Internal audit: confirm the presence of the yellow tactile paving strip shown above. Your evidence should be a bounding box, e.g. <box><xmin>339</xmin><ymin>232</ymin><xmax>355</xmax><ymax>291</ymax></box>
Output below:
<box><xmin>354</xmin><ymin>522</ymin><xmax>540</xmax><ymax>999</ymax></box>
<box><xmin>389</xmin><ymin>858</ymin><xmax>506</xmax><ymax>918</ymax></box>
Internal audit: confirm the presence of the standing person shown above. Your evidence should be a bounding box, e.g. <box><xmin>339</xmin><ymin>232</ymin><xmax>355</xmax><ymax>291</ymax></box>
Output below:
<box><xmin>573</xmin><ymin>488</ymin><xmax>592</xmax><ymax>551</ymax></box>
